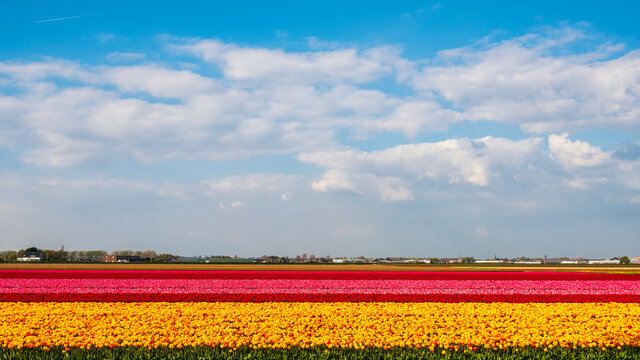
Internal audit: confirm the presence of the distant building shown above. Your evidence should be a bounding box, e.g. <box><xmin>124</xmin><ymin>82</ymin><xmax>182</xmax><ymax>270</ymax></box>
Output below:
<box><xmin>476</xmin><ymin>260</ymin><xmax>502</xmax><ymax>263</ymax></box>
<box><xmin>116</xmin><ymin>255</ymin><xmax>144</xmax><ymax>262</ymax></box>
<box><xmin>17</xmin><ymin>256</ymin><xmax>41</xmax><ymax>262</ymax></box>
<box><xmin>17</xmin><ymin>249</ymin><xmax>43</xmax><ymax>262</ymax></box>
<box><xmin>102</xmin><ymin>254</ymin><xmax>147</xmax><ymax>262</ymax></box>
<box><xmin>588</xmin><ymin>258</ymin><xmax>620</xmax><ymax>265</ymax></box>
<box><xmin>332</xmin><ymin>258</ymin><xmax>366</xmax><ymax>263</ymax></box>
<box><xmin>631</xmin><ymin>257</ymin><xmax>640</xmax><ymax>264</ymax></box>
<box><xmin>561</xmin><ymin>260</ymin><xmax>578</xmax><ymax>264</ymax></box>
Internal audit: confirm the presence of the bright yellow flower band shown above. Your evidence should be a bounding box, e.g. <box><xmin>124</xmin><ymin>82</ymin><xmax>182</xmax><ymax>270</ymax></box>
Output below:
<box><xmin>1</xmin><ymin>302</ymin><xmax>638</xmax><ymax>351</ymax></box>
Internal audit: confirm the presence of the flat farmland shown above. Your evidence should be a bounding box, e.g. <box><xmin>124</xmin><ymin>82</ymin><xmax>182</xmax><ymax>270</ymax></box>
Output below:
<box><xmin>1</xmin><ymin>264</ymin><xmax>639</xmax><ymax>359</ymax></box>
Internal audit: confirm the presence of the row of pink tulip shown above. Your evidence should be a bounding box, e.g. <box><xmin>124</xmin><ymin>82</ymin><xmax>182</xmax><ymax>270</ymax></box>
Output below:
<box><xmin>3</xmin><ymin>278</ymin><xmax>640</xmax><ymax>295</ymax></box>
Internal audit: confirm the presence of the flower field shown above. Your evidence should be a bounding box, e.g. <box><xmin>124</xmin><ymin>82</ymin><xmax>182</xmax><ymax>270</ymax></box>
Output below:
<box><xmin>1</xmin><ymin>268</ymin><xmax>639</xmax><ymax>359</ymax></box>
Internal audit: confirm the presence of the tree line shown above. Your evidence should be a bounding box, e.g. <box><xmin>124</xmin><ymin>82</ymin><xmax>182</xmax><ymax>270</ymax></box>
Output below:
<box><xmin>0</xmin><ymin>246</ymin><xmax>178</xmax><ymax>263</ymax></box>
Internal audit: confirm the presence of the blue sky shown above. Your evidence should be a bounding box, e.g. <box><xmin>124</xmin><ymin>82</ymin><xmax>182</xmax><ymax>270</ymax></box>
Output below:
<box><xmin>1</xmin><ymin>1</ymin><xmax>639</xmax><ymax>258</ymax></box>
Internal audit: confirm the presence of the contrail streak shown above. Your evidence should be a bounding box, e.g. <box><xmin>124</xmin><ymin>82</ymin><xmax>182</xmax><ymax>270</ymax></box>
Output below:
<box><xmin>34</xmin><ymin>14</ymin><xmax>93</xmax><ymax>23</ymax></box>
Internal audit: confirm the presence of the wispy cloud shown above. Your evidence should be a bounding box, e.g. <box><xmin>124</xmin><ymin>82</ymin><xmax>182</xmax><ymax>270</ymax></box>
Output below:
<box><xmin>34</xmin><ymin>14</ymin><xmax>93</xmax><ymax>23</ymax></box>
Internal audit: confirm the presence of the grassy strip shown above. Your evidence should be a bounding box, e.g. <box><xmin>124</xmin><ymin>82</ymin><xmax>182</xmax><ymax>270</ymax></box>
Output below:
<box><xmin>1</xmin><ymin>347</ymin><xmax>639</xmax><ymax>360</ymax></box>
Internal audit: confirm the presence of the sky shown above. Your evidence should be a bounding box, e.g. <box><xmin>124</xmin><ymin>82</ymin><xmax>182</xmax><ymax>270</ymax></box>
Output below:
<box><xmin>1</xmin><ymin>0</ymin><xmax>639</xmax><ymax>258</ymax></box>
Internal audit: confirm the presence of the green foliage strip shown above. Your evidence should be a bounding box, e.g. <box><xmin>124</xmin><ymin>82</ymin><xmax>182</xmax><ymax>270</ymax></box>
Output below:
<box><xmin>1</xmin><ymin>346</ymin><xmax>639</xmax><ymax>360</ymax></box>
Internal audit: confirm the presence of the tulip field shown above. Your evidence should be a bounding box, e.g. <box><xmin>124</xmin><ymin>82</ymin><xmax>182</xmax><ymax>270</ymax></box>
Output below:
<box><xmin>1</xmin><ymin>266</ymin><xmax>640</xmax><ymax>359</ymax></box>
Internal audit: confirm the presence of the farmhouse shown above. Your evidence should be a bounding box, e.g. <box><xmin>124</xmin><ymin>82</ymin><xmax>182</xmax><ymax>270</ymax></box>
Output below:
<box><xmin>17</xmin><ymin>248</ymin><xmax>43</xmax><ymax>262</ymax></box>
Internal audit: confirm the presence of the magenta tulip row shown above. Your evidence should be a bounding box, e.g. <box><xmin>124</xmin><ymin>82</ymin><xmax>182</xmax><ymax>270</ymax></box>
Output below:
<box><xmin>3</xmin><ymin>278</ymin><xmax>640</xmax><ymax>295</ymax></box>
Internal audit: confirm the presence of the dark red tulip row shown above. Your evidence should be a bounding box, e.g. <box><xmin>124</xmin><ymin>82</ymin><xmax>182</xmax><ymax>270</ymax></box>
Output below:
<box><xmin>1</xmin><ymin>292</ymin><xmax>639</xmax><ymax>303</ymax></box>
<box><xmin>2</xmin><ymin>270</ymin><xmax>639</xmax><ymax>281</ymax></box>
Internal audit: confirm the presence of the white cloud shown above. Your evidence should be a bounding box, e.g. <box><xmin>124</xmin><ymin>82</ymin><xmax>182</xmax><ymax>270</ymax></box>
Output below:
<box><xmin>475</xmin><ymin>226</ymin><xmax>489</xmax><ymax>238</ymax></box>
<box><xmin>105</xmin><ymin>52</ymin><xmax>147</xmax><ymax>62</ymax></box>
<box><xmin>1</xmin><ymin>82</ymin><xmax>339</xmax><ymax>166</ymax></box>
<box><xmin>22</xmin><ymin>131</ymin><xmax>98</xmax><ymax>167</ymax></box>
<box><xmin>616</xmin><ymin>161</ymin><xmax>640</xmax><ymax>190</ymax></box>
<box><xmin>0</xmin><ymin>29</ymin><xmax>638</xmax><ymax>180</ymax></box>
<box><xmin>306</xmin><ymin>37</ymin><xmax>344</xmax><ymax>50</ymax></box>
<box><xmin>0</xmin><ymin>172</ymin><xmax>191</xmax><ymax>201</ymax></box>
<box><xmin>375</xmin><ymin>180</ymin><xmax>414</xmax><ymax>201</ymax></box>
<box><xmin>99</xmin><ymin>65</ymin><xmax>217</xmax><ymax>99</ymax></box>
<box><xmin>409</xmin><ymin>28</ymin><xmax>640</xmax><ymax>133</ymax></box>
<box><xmin>230</xmin><ymin>201</ymin><xmax>245</xmax><ymax>208</ymax></box>
<box><xmin>0</xmin><ymin>59</ymin><xmax>93</xmax><ymax>83</ymax></box>
<box><xmin>0</xmin><ymin>54</ymin><xmax>431</xmax><ymax>166</ymax></box>
<box><xmin>205</xmin><ymin>174</ymin><xmax>303</xmax><ymax>194</ymax></box>
<box><xmin>565</xmin><ymin>177</ymin><xmax>608</xmax><ymax>190</ymax></box>
<box><xmin>301</xmin><ymin>136</ymin><xmax>542</xmax><ymax>187</ymax></box>
<box><xmin>310</xmin><ymin>169</ymin><xmax>413</xmax><ymax>201</ymax></box>
<box><xmin>178</xmin><ymin>39</ymin><xmax>392</xmax><ymax>84</ymax></box>
<box><xmin>300</xmin><ymin>136</ymin><xmax>542</xmax><ymax>200</ymax></box>
<box><xmin>373</xmin><ymin>101</ymin><xmax>462</xmax><ymax>136</ymax></box>
<box><xmin>543</xmin><ymin>134</ymin><xmax>640</xmax><ymax>193</ymax></box>
<box><xmin>96</xmin><ymin>33</ymin><xmax>116</xmax><ymax>43</ymax></box>
<box><xmin>548</xmin><ymin>133</ymin><xmax>612</xmax><ymax>168</ymax></box>
<box><xmin>310</xmin><ymin>169</ymin><xmax>359</xmax><ymax>193</ymax></box>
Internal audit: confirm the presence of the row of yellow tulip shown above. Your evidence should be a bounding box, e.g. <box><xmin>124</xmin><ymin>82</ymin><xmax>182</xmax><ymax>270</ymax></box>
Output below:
<box><xmin>1</xmin><ymin>302</ymin><xmax>638</xmax><ymax>351</ymax></box>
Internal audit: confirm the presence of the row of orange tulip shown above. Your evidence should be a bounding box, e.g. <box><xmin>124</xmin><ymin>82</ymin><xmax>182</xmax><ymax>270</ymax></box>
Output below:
<box><xmin>1</xmin><ymin>302</ymin><xmax>638</xmax><ymax>351</ymax></box>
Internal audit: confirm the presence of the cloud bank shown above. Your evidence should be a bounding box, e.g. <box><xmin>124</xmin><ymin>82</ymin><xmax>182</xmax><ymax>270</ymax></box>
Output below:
<box><xmin>1</xmin><ymin>25</ymin><xmax>639</xmax><ymax>256</ymax></box>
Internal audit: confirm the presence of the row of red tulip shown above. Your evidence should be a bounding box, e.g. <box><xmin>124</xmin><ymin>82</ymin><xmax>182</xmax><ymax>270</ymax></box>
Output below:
<box><xmin>2</xmin><ymin>292</ymin><xmax>639</xmax><ymax>302</ymax></box>
<box><xmin>2</xmin><ymin>270</ymin><xmax>639</xmax><ymax>280</ymax></box>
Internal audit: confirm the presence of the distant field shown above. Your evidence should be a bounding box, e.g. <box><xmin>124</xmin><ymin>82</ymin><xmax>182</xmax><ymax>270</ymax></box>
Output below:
<box><xmin>1</xmin><ymin>262</ymin><xmax>639</xmax><ymax>273</ymax></box>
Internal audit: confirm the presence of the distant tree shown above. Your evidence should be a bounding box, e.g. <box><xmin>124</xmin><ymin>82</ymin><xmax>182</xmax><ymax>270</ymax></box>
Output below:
<box><xmin>118</xmin><ymin>250</ymin><xmax>134</xmax><ymax>256</ymax></box>
<box><xmin>429</xmin><ymin>258</ymin><xmax>440</xmax><ymax>264</ymax></box>
<box><xmin>8</xmin><ymin>254</ymin><xmax>17</xmax><ymax>262</ymax></box>
<box><xmin>68</xmin><ymin>251</ymin><xmax>78</xmax><ymax>262</ymax></box>
<box><xmin>42</xmin><ymin>249</ymin><xmax>54</xmax><ymax>262</ymax></box>
<box><xmin>620</xmin><ymin>256</ymin><xmax>630</xmax><ymax>265</ymax></box>
<box><xmin>58</xmin><ymin>245</ymin><xmax>68</xmax><ymax>262</ymax></box>
<box><xmin>461</xmin><ymin>257</ymin><xmax>476</xmax><ymax>264</ymax></box>
<box><xmin>0</xmin><ymin>251</ymin><xmax>16</xmax><ymax>259</ymax></box>
<box><xmin>157</xmin><ymin>253</ymin><xmax>178</xmax><ymax>262</ymax></box>
<box><xmin>42</xmin><ymin>246</ymin><xmax>68</xmax><ymax>262</ymax></box>
<box><xmin>141</xmin><ymin>250</ymin><xmax>157</xmax><ymax>260</ymax></box>
<box><xmin>87</xmin><ymin>251</ymin><xmax>103</xmax><ymax>262</ymax></box>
